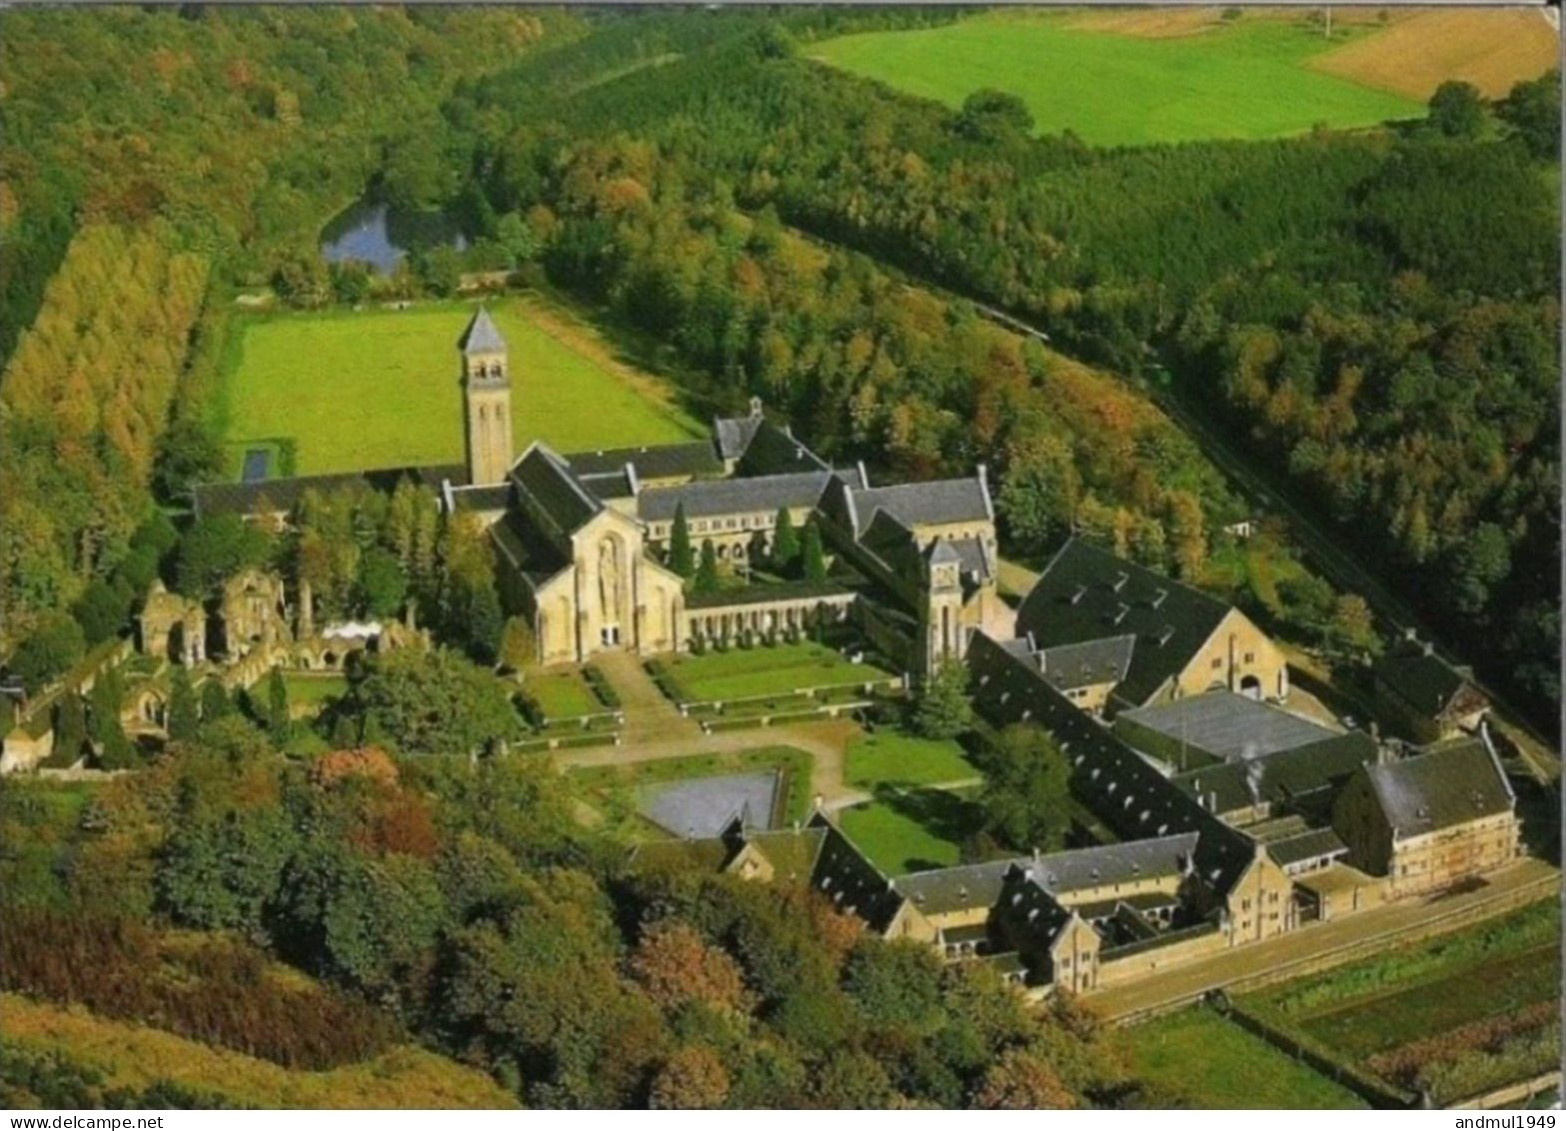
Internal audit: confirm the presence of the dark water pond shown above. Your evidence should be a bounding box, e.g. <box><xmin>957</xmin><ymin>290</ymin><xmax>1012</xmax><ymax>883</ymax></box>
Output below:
<box><xmin>319</xmin><ymin>198</ymin><xmax>468</xmax><ymax>274</ymax></box>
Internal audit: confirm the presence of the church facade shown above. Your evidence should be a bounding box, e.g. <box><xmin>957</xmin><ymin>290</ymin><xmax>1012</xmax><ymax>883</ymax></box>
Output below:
<box><xmin>441</xmin><ymin>309</ymin><xmax>1015</xmax><ymax>670</ymax></box>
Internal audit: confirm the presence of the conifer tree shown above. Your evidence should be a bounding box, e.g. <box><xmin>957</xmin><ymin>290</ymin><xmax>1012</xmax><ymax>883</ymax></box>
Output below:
<box><xmin>693</xmin><ymin>539</ymin><xmax>720</xmax><ymax>594</ymax></box>
<box><xmin>801</xmin><ymin>520</ymin><xmax>827</xmax><ymax>583</ymax></box>
<box><xmin>52</xmin><ymin>693</ymin><xmax>87</xmax><ymax>765</ymax></box>
<box><xmin>200</xmin><ymin>679</ymin><xmax>232</xmax><ymax>723</ymax></box>
<box><xmin>669</xmin><ymin>503</ymin><xmax>694</xmax><ymax>578</ymax></box>
<box><xmin>88</xmin><ymin>669</ymin><xmax>134</xmax><ymax>769</ymax></box>
<box><xmin>770</xmin><ymin>506</ymin><xmax>799</xmax><ymax>573</ymax></box>
<box><xmin>265</xmin><ymin>667</ymin><xmax>290</xmax><ymax>738</ymax></box>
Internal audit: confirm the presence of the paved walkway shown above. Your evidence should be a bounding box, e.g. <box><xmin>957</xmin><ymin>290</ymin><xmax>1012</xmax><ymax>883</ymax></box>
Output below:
<box><xmin>1091</xmin><ymin>857</ymin><xmax>1560</xmax><ymax>1022</ymax></box>
<box><xmin>564</xmin><ymin>652</ymin><xmax>870</xmax><ymax>808</ymax></box>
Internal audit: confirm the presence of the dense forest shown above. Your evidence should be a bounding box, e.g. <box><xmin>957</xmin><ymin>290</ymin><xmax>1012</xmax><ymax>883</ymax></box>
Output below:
<box><xmin>1</xmin><ymin>703</ymin><xmax>1146</xmax><ymax>1108</ymax></box>
<box><xmin>436</xmin><ymin>13</ymin><xmax>1560</xmax><ymax>724</ymax></box>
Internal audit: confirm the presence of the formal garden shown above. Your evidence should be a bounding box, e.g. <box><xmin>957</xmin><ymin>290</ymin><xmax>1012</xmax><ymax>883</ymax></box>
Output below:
<box><xmin>570</xmin><ymin>746</ymin><xmax>815</xmax><ymax>837</ymax></box>
<box><xmin>648</xmin><ymin>640</ymin><xmax>900</xmax><ymax>708</ymax></box>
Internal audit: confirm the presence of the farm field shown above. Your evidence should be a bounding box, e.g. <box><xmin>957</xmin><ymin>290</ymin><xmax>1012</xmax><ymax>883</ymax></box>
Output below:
<box><xmin>1116</xmin><ymin>1006</ymin><xmax>1367</xmax><ymax>1108</ymax></box>
<box><xmin>812</xmin><ymin>10</ymin><xmax>1422</xmax><ymax>146</ymax></box>
<box><xmin>1308</xmin><ymin>8</ymin><xmax>1558</xmax><ymax>99</ymax></box>
<box><xmin>657</xmin><ymin>641</ymin><xmax>895</xmax><ymax>703</ymax></box>
<box><xmin>0</xmin><ymin>994</ymin><xmax>517</xmax><ymax>1109</ymax></box>
<box><xmin>845</xmin><ymin>730</ymin><xmax>979</xmax><ymax>789</ymax></box>
<box><xmin>1243</xmin><ymin>901</ymin><xmax>1562</xmax><ymax>1103</ymax></box>
<box><xmin>216</xmin><ymin>296</ymin><xmax>703</xmax><ymax>477</ymax></box>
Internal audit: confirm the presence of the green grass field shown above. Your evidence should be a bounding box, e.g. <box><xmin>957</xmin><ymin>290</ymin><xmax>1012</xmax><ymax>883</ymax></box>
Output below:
<box><xmin>838</xmin><ymin>786</ymin><xmax>982</xmax><ymax>875</ymax></box>
<box><xmin>812</xmin><ymin>11</ymin><xmax>1422</xmax><ymax>146</ymax></box>
<box><xmin>660</xmin><ymin>642</ymin><xmax>895</xmax><ymax>703</ymax></box>
<box><xmin>1118</xmin><ymin>1007</ymin><xmax>1367</xmax><ymax>1108</ymax></box>
<box><xmin>217</xmin><ymin>297</ymin><xmax>702</xmax><ymax>477</ymax></box>
<box><xmin>845</xmin><ymin>731</ymin><xmax>979</xmax><ymax>789</ymax></box>
<box><xmin>282</xmin><ymin>674</ymin><xmax>348</xmax><ymax>710</ymax></box>
<box><xmin>524</xmin><ymin>670</ymin><xmax>603</xmax><ymax>721</ymax></box>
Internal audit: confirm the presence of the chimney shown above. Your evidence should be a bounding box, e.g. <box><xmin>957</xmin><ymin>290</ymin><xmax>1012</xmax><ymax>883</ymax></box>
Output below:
<box><xmin>1423</xmin><ymin>641</ymin><xmax>1434</xmax><ymax>657</ymax></box>
<box><xmin>748</xmin><ymin>395</ymin><xmax>763</xmax><ymax>418</ymax></box>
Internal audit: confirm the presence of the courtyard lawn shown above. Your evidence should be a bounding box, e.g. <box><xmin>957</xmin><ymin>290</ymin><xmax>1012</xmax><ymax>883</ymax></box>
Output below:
<box><xmin>523</xmin><ymin>669</ymin><xmax>603</xmax><ymax>721</ymax></box>
<box><xmin>845</xmin><ymin>730</ymin><xmax>979</xmax><ymax>790</ymax></box>
<box><xmin>659</xmin><ymin>641</ymin><xmax>895</xmax><ymax>704</ymax></box>
<box><xmin>812</xmin><ymin>11</ymin><xmax>1420</xmax><ymax>147</ymax></box>
<box><xmin>217</xmin><ymin>296</ymin><xmax>702</xmax><ymax>477</ymax></box>
<box><xmin>1117</xmin><ymin>1007</ymin><xmax>1367</xmax><ymax>1108</ymax></box>
<box><xmin>838</xmin><ymin>786</ymin><xmax>982</xmax><ymax>875</ymax></box>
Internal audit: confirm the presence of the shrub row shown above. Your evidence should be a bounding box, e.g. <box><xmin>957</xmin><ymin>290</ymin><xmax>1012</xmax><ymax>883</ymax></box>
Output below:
<box><xmin>581</xmin><ymin>664</ymin><xmax>621</xmax><ymax>709</ymax></box>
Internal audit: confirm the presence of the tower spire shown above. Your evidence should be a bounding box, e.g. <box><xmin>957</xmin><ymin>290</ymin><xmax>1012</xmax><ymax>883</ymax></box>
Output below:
<box><xmin>461</xmin><ymin>306</ymin><xmax>513</xmax><ymax>485</ymax></box>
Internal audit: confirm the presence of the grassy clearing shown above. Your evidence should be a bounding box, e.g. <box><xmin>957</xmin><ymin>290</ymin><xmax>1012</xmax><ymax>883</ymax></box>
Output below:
<box><xmin>838</xmin><ymin>786</ymin><xmax>982</xmax><ymax>875</ymax></box>
<box><xmin>845</xmin><ymin>730</ymin><xmax>978</xmax><ymax>789</ymax></box>
<box><xmin>524</xmin><ymin>669</ymin><xmax>603</xmax><ymax>721</ymax></box>
<box><xmin>0</xmin><ymin>994</ymin><xmax>516</xmax><ymax>1109</ymax></box>
<box><xmin>218</xmin><ymin>295</ymin><xmax>701</xmax><ymax>477</ymax></box>
<box><xmin>812</xmin><ymin>10</ymin><xmax>1420</xmax><ymax>146</ymax></box>
<box><xmin>660</xmin><ymin>641</ymin><xmax>894</xmax><ymax>703</ymax></box>
<box><xmin>1117</xmin><ymin>1006</ymin><xmax>1367</xmax><ymax>1108</ymax></box>
<box><xmin>572</xmin><ymin>746</ymin><xmax>815</xmax><ymax>827</ymax></box>
<box><xmin>282</xmin><ymin>674</ymin><xmax>348</xmax><ymax>709</ymax></box>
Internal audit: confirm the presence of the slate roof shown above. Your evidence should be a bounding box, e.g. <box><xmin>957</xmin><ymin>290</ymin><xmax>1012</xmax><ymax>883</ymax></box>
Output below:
<box><xmin>1374</xmin><ymin>641</ymin><xmax>1487</xmax><ymax>719</ymax></box>
<box><xmin>510</xmin><ymin>443</ymin><xmax>602</xmax><ymax>535</ymax></box>
<box><xmin>1016</xmin><ymin>539</ymin><xmax>1235</xmax><ymax>709</ymax></box>
<box><xmin>894</xmin><ymin>833</ymin><xmax>1197</xmax><ymax>917</ymax></box>
<box><xmin>577</xmin><ymin>470</ymin><xmax>636</xmax><ymax>502</ymax></box>
<box><xmin>857</xmin><ymin>508</ymin><xmax>925</xmax><ymax>578</ymax></box>
<box><xmin>637</xmin><ymin>471</ymin><xmax>835</xmax><ymax>523</ymax></box>
<box><xmin>808</xmin><ymin>813</ymin><xmax>907</xmax><ymax>933</ymax></box>
<box><xmin>714</xmin><ymin>412</ymin><xmax>765</xmax><ymax>461</ymax></box>
<box><xmin>994</xmin><ymin>869</ymin><xmax>1079</xmax><ymax>964</ymax></box>
<box><xmin>446</xmin><ymin>482</ymin><xmax>513</xmax><ymax>513</ymax></box>
<box><xmin>489</xmin><ymin>508</ymin><xmax>570</xmax><ymax>589</ymax></box>
<box><xmin>1170</xmin><ymin>731</ymin><xmax>1379</xmax><ymax>817</ymax></box>
<box><xmin>948</xmin><ymin>536</ymin><xmax>994</xmax><ymax>582</ymax></box>
<box><xmin>746</xmin><ymin>826</ymin><xmax>830</xmax><ymax>881</ymax></box>
<box><xmin>638</xmin><ymin>772</ymin><xmax>782</xmax><ymax>837</ymax></box>
<box><xmin>193</xmin><ymin>463</ymin><xmax>465</xmax><ymax>518</ymax></box>
<box><xmin>459</xmin><ymin>306</ymin><xmax>507</xmax><ymax>355</ymax></box>
<box><xmin>1037</xmin><ymin>635</ymin><xmax>1137</xmax><ymax>692</ymax></box>
<box><xmin>734</xmin><ymin>419</ymin><xmax>829</xmax><ymax>477</ymax></box>
<box><xmin>1117</xmin><ymin>692</ymin><xmax>1339</xmax><ymax>762</ymax></box>
<box><xmin>1266</xmin><ymin>828</ymin><xmax>1349</xmax><ymax>868</ymax></box>
<box><xmin>847</xmin><ymin>477</ymin><xmax>992</xmax><ymax>537</ymax></box>
<box><xmin>565</xmin><ymin>441</ymin><xmax>722</xmax><ymax>481</ymax></box>
<box><xmin>1364</xmin><ymin>737</ymin><xmax>1514</xmax><ymax>839</ymax></box>
<box><xmin>967</xmin><ymin>630</ymin><xmax>1259</xmax><ymax>898</ymax></box>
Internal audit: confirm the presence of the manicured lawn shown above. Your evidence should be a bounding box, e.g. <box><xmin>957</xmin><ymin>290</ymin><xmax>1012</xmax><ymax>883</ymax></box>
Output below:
<box><xmin>572</xmin><ymin>746</ymin><xmax>815</xmax><ymax>826</ymax></box>
<box><xmin>1118</xmin><ymin>1007</ymin><xmax>1367</xmax><ymax>1108</ymax></box>
<box><xmin>660</xmin><ymin>641</ymin><xmax>894</xmax><ymax>703</ymax></box>
<box><xmin>838</xmin><ymin>786</ymin><xmax>982</xmax><ymax>875</ymax></box>
<box><xmin>813</xmin><ymin>11</ymin><xmax>1420</xmax><ymax>146</ymax></box>
<box><xmin>845</xmin><ymin>730</ymin><xmax>979</xmax><ymax>790</ymax></box>
<box><xmin>217</xmin><ymin>296</ymin><xmax>702</xmax><ymax>476</ymax></box>
<box><xmin>524</xmin><ymin>670</ymin><xmax>603</xmax><ymax>721</ymax></box>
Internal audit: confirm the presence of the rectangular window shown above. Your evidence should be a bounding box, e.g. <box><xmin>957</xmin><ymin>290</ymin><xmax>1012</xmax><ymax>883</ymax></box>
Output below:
<box><xmin>1211</xmin><ymin>657</ymin><xmax>1223</xmax><ymax>670</ymax></box>
<box><xmin>1244</xmin><ymin>651</ymin><xmax>1255</xmax><ymax>663</ymax></box>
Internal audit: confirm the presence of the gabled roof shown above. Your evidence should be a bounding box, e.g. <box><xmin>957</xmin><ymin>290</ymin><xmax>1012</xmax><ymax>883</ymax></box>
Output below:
<box><xmin>1362</xmin><ymin>737</ymin><xmax>1514</xmax><ymax>839</ymax></box>
<box><xmin>1038</xmin><ymin>635</ymin><xmax>1137</xmax><ymax>692</ymax></box>
<box><xmin>1016</xmin><ymin>539</ymin><xmax>1235</xmax><ymax>709</ymax></box>
<box><xmin>894</xmin><ymin>833</ymin><xmax>1197</xmax><ymax>917</ymax></box>
<box><xmin>734</xmin><ymin>419</ymin><xmax>829</xmax><ymax>477</ymax></box>
<box><xmin>714</xmin><ymin>411</ymin><xmax>765</xmax><ymax>462</ymax></box>
<box><xmin>459</xmin><ymin>307</ymin><xmax>506</xmax><ymax>355</ymax></box>
<box><xmin>1171</xmin><ymin>731</ymin><xmax>1379</xmax><ymax>817</ymax></box>
<box><xmin>947</xmin><ymin>536</ymin><xmax>994</xmax><ymax>582</ymax></box>
<box><xmin>967</xmin><ymin>631</ymin><xmax>1258</xmax><ymax>898</ymax></box>
<box><xmin>577</xmin><ymin>470</ymin><xmax>636</xmax><ymax>502</ymax></box>
<box><xmin>994</xmin><ymin>868</ymin><xmax>1081</xmax><ymax>959</ymax></box>
<box><xmin>1117</xmin><ymin>692</ymin><xmax>1340</xmax><ymax>763</ymax></box>
<box><xmin>807</xmin><ymin>812</ymin><xmax>907</xmax><ymax>933</ymax></box>
<box><xmin>637</xmin><ymin>470</ymin><xmax>835</xmax><ymax>523</ymax></box>
<box><xmin>1374</xmin><ymin>641</ymin><xmax>1487</xmax><ymax>719</ymax></box>
<box><xmin>509</xmin><ymin>443</ymin><xmax>602</xmax><ymax>536</ymax></box>
<box><xmin>1266</xmin><ymin>827</ymin><xmax>1349</xmax><ymax>869</ymax></box>
<box><xmin>447</xmin><ymin>482</ymin><xmax>513</xmax><ymax>513</ymax></box>
<box><xmin>565</xmin><ymin>441</ymin><xmax>722</xmax><ymax>481</ymax></box>
<box><xmin>847</xmin><ymin>477</ymin><xmax>991</xmax><ymax>537</ymax></box>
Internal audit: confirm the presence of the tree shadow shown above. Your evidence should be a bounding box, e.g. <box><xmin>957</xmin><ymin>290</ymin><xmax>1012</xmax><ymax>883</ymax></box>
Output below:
<box><xmin>872</xmin><ymin>783</ymin><xmax>985</xmax><ymax>872</ymax></box>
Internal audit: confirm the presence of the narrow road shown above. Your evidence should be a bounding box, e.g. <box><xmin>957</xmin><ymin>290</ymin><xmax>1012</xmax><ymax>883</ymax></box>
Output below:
<box><xmin>1091</xmin><ymin>857</ymin><xmax>1559</xmax><ymax>1022</ymax></box>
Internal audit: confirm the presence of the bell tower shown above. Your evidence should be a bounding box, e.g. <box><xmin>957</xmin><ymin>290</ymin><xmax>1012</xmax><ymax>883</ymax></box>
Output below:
<box><xmin>460</xmin><ymin>307</ymin><xmax>513</xmax><ymax>486</ymax></box>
